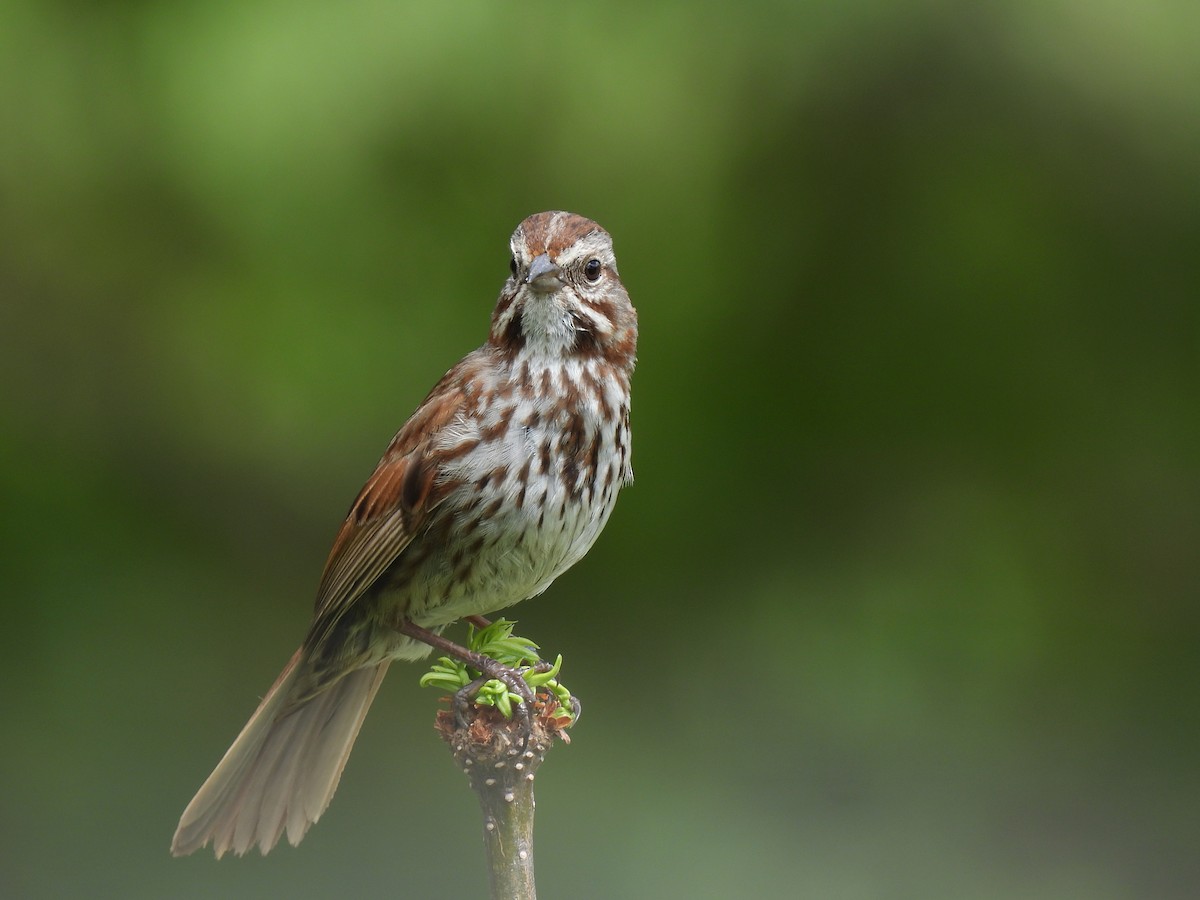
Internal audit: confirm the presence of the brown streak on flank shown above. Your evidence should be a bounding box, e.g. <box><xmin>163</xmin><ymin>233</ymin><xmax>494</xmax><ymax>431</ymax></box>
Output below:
<box><xmin>539</xmin><ymin>368</ymin><xmax>553</xmax><ymax>397</ymax></box>
<box><xmin>523</xmin><ymin>410</ymin><xmax>541</xmax><ymax>429</ymax></box>
<box><xmin>479</xmin><ymin>404</ymin><xmax>515</xmax><ymax>442</ymax></box>
<box><xmin>478</xmin><ymin>418</ymin><xmax>506</xmax><ymax>444</ymax></box>
<box><xmin>539</xmin><ymin>437</ymin><xmax>552</xmax><ymax>474</ymax></box>
<box><xmin>585</xmin><ymin>431</ymin><xmax>602</xmax><ymax>486</ymax></box>
<box><xmin>559</xmin><ymin>413</ymin><xmax>584</xmax><ymax>458</ymax></box>
<box><xmin>465</xmin><ymin>534</ymin><xmax>486</xmax><ymax>557</ymax></box>
<box><xmin>440</xmin><ymin>438</ymin><xmax>481</xmax><ymax>461</ymax></box>
<box><xmin>557</xmin><ymin>367</ymin><xmax>581</xmax><ymax>410</ymax></box>
<box><xmin>559</xmin><ymin>412</ymin><xmax>586</xmax><ymax>499</ymax></box>
<box><xmin>483</xmin><ymin>496</ymin><xmax>504</xmax><ymax>518</ymax></box>
<box><xmin>518</xmin><ymin>362</ymin><xmax>534</xmax><ymax>399</ymax></box>
<box><xmin>514</xmin><ymin>460</ymin><xmax>531</xmax><ymax>508</ymax></box>
<box><xmin>582</xmin><ymin>365</ymin><xmax>611</xmax><ymax>418</ymax></box>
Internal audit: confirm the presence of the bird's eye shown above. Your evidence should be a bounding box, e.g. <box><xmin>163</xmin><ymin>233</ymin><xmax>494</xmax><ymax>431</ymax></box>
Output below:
<box><xmin>584</xmin><ymin>258</ymin><xmax>602</xmax><ymax>282</ymax></box>
<box><xmin>509</xmin><ymin>256</ymin><xmax>519</xmax><ymax>278</ymax></box>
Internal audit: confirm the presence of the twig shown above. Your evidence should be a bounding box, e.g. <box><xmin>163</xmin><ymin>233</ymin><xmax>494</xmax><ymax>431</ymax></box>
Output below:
<box><xmin>436</xmin><ymin>697</ymin><xmax>571</xmax><ymax>899</ymax></box>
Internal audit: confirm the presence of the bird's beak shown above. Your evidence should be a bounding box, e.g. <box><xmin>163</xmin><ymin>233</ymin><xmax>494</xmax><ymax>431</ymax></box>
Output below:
<box><xmin>525</xmin><ymin>253</ymin><xmax>563</xmax><ymax>293</ymax></box>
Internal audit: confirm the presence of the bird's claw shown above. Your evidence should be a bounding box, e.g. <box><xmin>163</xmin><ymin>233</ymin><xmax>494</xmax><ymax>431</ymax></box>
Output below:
<box><xmin>450</xmin><ymin>665</ymin><xmax>536</xmax><ymax>753</ymax></box>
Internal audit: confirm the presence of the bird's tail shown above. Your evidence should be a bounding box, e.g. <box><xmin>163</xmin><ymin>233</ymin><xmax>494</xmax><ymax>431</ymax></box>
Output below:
<box><xmin>171</xmin><ymin>649</ymin><xmax>389</xmax><ymax>858</ymax></box>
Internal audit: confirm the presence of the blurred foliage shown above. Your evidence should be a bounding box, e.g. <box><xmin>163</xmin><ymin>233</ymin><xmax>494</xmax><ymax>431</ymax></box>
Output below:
<box><xmin>1</xmin><ymin>1</ymin><xmax>1197</xmax><ymax>898</ymax></box>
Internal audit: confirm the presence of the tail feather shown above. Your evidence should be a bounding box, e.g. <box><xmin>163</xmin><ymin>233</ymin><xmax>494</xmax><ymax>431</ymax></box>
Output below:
<box><xmin>171</xmin><ymin>650</ymin><xmax>389</xmax><ymax>858</ymax></box>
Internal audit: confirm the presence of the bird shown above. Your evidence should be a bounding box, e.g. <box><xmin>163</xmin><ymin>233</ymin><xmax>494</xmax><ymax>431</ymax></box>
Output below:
<box><xmin>171</xmin><ymin>211</ymin><xmax>637</xmax><ymax>858</ymax></box>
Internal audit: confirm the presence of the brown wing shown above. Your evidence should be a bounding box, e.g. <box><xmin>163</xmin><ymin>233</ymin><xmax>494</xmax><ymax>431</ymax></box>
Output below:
<box><xmin>304</xmin><ymin>355</ymin><xmax>481</xmax><ymax>650</ymax></box>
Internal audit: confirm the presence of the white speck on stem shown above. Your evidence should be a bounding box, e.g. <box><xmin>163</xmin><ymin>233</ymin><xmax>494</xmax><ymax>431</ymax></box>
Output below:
<box><xmin>504</xmin><ymin>792</ymin><xmax>515</xmax><ymax>803</ymax></box>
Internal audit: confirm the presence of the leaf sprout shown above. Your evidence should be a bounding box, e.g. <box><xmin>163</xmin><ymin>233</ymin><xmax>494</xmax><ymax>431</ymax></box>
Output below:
<box><xmin>419</xmin><ymin>619</ymin><xmax>575</xmax><ymax>723</ymax></box>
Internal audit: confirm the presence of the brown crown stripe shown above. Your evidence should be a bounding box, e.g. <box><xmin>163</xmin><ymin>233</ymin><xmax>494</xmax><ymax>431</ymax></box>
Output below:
<box><xmin>516</xmin><ymin>211</ymin><xmax>608</xmax><ymax>258</ymax></box>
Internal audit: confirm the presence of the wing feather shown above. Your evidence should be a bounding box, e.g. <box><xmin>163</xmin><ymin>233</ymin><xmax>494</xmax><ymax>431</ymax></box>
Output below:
<box><xmin>303</xmin><ymin>353</ymin><xmax>486</xmax><ymax>650</ymax></box>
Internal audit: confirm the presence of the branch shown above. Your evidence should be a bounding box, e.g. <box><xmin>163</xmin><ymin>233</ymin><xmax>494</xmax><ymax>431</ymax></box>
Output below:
<box><xmin>419</xmin><ymin>620</ymin><xmax>576</xmax><ymax>899</ymax></box>
<box><xmin>436</xmin><ymin>702</ymin><xmax>569</xmax><ymax>900</ymax></box>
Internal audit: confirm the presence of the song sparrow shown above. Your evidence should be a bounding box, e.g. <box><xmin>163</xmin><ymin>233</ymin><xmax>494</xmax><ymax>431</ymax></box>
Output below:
<box><xmin>171</xmin><ymin>211</ymin><xmax>636</xmax><ymax>858</ymax></box>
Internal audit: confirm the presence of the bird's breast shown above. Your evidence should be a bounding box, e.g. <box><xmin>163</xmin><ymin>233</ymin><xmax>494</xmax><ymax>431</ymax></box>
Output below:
<box><xmin>389</xmin><ymin>368</ymin><xmax>629</xmax><ymax>627</ymax></box>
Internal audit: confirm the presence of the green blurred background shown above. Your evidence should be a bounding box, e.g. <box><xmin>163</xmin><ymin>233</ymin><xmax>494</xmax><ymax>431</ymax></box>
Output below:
<box><xmin>2</xmin><ymin>1</ymin><xmax>1197</xmax><ymax>897</ymax></box>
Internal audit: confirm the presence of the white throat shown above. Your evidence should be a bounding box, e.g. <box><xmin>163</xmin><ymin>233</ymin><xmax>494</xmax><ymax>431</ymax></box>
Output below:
<box><xmin>519</xmin><ymin>294</ymin><xmax>578</xmax><ymax>360</ymax></box>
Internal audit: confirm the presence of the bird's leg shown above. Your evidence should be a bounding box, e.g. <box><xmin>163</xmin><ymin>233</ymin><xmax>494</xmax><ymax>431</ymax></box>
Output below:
<box><xmin>398</xmin><ymin>619</ymin><xmax>534</xmax><ymax>739</ymax></box>
<box><xmin>452</xmin><ymin>675</ymin><xmax>491</xmax><ymax>729</ymax></box>
<box><xmin>453</xmin><ymin>619</ymin><xmax>580</xmax><ymax>724</ymax></box>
